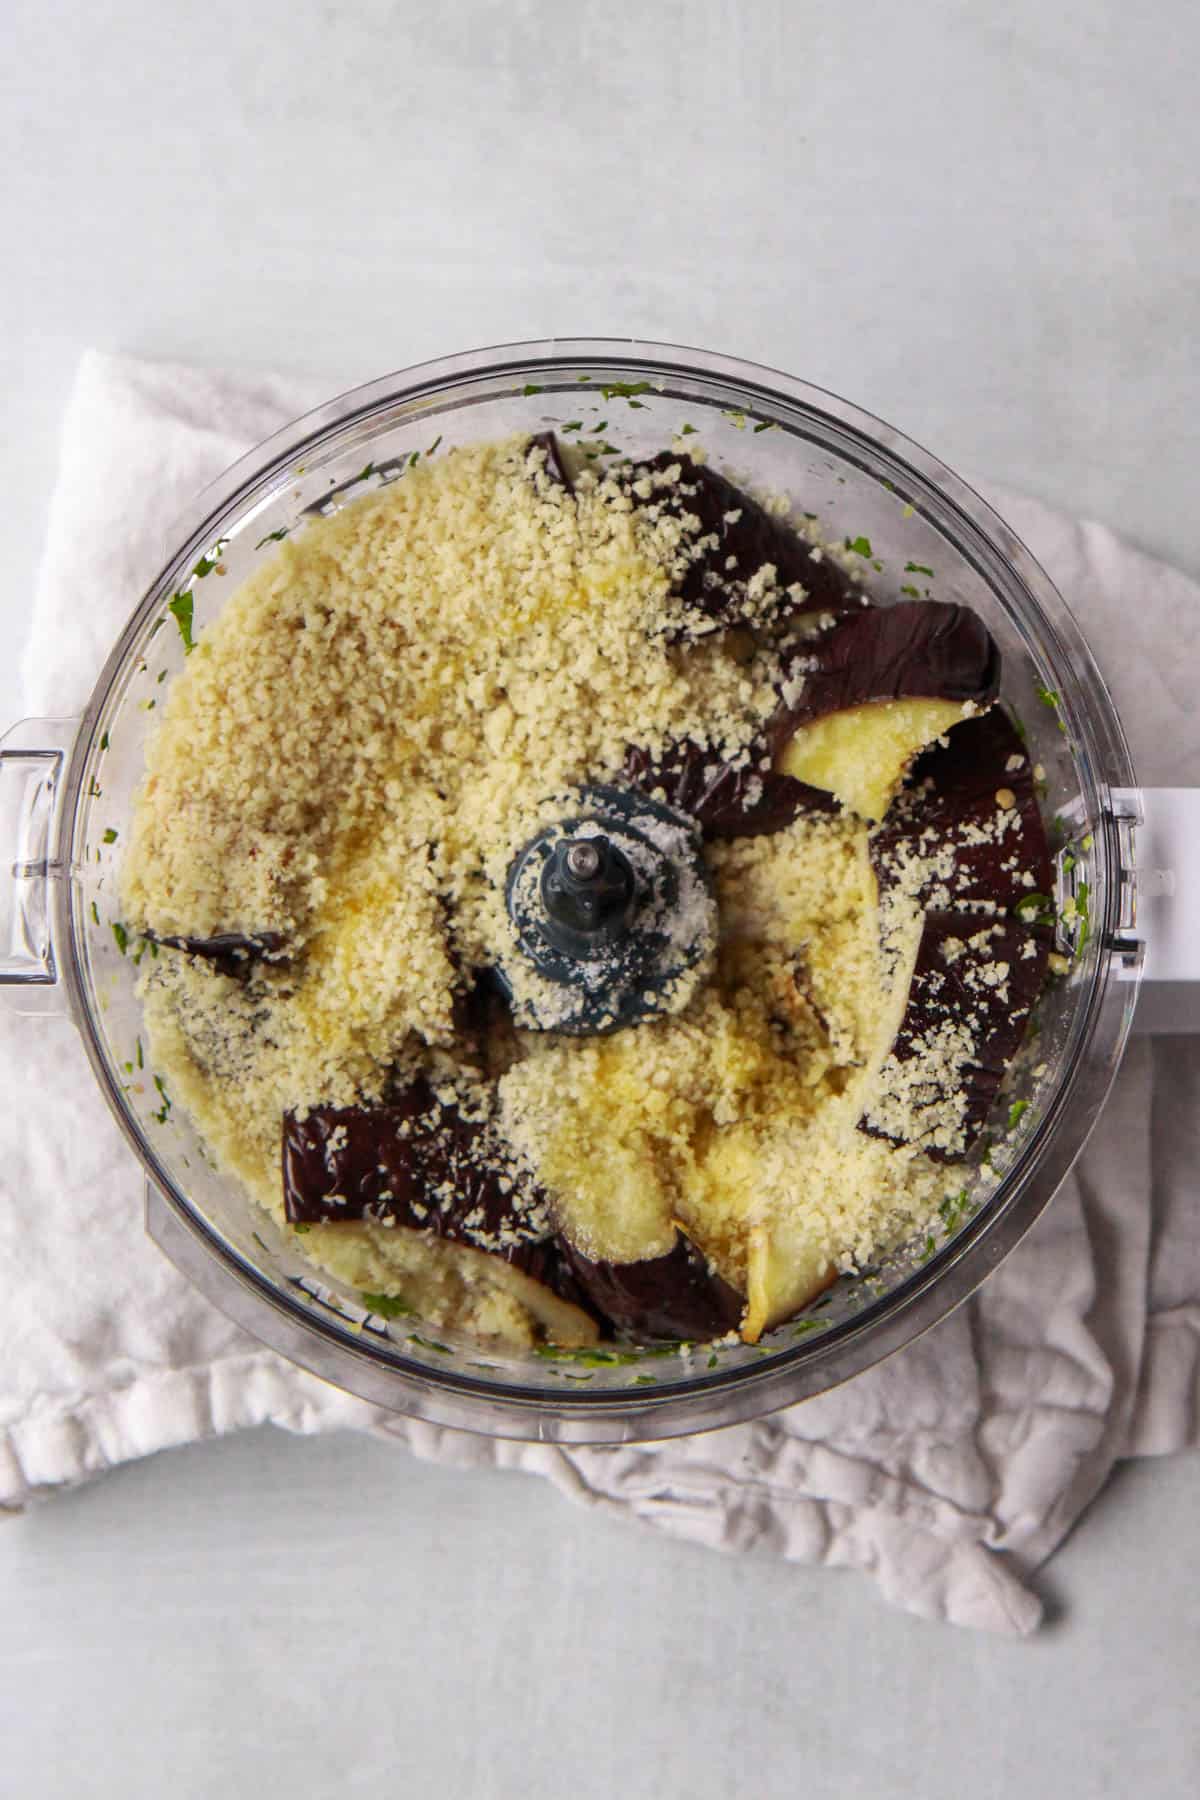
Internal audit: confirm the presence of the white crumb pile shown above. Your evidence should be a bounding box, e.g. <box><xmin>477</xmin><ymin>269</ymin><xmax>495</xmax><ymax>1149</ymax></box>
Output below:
<box><xmin>122</xmin><ymin>436</ymin><xmax>957</xmax><ymax>1345</ymax></box>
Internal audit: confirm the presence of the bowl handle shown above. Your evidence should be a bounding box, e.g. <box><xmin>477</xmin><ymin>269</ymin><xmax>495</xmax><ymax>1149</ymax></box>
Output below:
<box><xmin>0</xmin><ymin>717</ymin><xmax>80</xmax><ymax>1014</ymax></box>
<box><xmin>1112</xmin><ymin>787</ymin><xmax>1200</xmax><ymax>1034</ymax></box>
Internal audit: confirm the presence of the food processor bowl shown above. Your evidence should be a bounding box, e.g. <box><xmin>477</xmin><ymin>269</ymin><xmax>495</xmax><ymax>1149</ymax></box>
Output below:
<box><xmin>2</xmin><ymin>339</ymin><xmax>1189</xmax><ymax>1444</ymax></box>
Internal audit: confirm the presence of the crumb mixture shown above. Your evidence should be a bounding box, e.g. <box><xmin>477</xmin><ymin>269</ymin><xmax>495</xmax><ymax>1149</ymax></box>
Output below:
<box><xmin>122</xmin><ymin>434</ymin><xmax>1038</xmax><ymax>1350</ymax></box>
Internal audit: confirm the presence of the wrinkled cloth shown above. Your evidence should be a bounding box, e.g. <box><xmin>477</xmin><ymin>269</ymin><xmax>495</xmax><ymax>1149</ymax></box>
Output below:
<box><xmin>2</xmin><ymin>351</ymin><xmax>1197</xmax><ymax>1636</ymax></box>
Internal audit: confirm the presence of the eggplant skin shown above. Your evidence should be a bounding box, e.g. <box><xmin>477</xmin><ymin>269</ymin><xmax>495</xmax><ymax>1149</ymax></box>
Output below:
<box><xmin>773</xmin><ymin>601</ymin><xmax>1000</xmax><ymax>748</ymax></box>
<box><xmin>622</xmin><ymin>738</ymin><xmax>839</xmax><ymax>840</ymax></box>
<box><xmin>870</xmin><ymin>707</ymin><xmax>1052</xmax><ymax>914</ymax></box>
<box><xmin>625</xmin><ymin>453</ymin><xmax>860</xmax><ymax>632</ymax></box>
<box><xmin>563</xmin><ymin>1232</ymin><xmax>744</xmax><ymax>1340</ymax></box>
<box><xmin>281</xmin><ymin>1083</ymin><xmax>591</xmax><ymax>1311</ymax></box>
<box><xmin>527</xmin><ymin>431</ymin><xmax>574</xmax><ymax>494</ymax></box>
<box><xmin>145</xmin><ymin>930</ymin><xmax>288</xmax><ymax>980</ymax></box>
<box><xmin>860</xmin><ymin>910</ymin><xmax>1048</xmax><ymax>1160</ymax></box>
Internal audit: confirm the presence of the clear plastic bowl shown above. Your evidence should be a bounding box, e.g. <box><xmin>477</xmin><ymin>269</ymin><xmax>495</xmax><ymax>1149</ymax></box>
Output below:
<box><xmin>2</xmin><ymin>339</ymin><xmax>1145</xmax><ymax>1443</ymax></box>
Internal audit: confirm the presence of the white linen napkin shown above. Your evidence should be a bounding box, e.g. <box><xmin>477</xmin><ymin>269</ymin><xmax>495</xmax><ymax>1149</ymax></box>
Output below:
<box><xmin>3</xmin><ymin>351</ymin><xmax>1197</xmax><ymax>1636</ymax></box>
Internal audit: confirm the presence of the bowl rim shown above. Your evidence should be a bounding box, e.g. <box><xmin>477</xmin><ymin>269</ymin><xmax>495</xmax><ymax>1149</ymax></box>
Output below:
<box><xmin>54</xmin><ymin>336</ymin><xmax>1142</xmax><ymax>1443</ymax></box>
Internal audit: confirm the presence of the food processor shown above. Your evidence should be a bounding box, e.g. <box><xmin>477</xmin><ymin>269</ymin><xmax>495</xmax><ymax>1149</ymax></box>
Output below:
<box><xmin>2</xmin><ymin>338</ymin><xmax>1195</xmax><ymax>1445</ymax></box>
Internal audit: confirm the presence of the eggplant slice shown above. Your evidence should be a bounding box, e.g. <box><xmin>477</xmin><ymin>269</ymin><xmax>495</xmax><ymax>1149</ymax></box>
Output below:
<box><xmin>861</xmin><ymin>910</ymin><xmax>1048</xmax><ymax>1160</ymax></box>
<box><xmin>282</xmin><ymin>1080</ymin><xmax>592</xmax><ymax>1314</ymax></box>
<box><xmin>870</xmin><ymin>707</ymin><xmax>1053</xmax><ymax>913</ymax></box>
<box><xmin>563</xmin><ymin>1231</ymin><xmax>744</xmax><ymax>1340</ymax></box>
<box><xmin>623</xmin><ymin>452</ymin><xmax>863</xmax><ymax>635</ymax></box>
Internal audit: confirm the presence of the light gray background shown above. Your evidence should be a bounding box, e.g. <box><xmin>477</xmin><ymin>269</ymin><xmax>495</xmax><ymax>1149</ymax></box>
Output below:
<box><xmin>1</xmin><ymin>2</ymin><xmax>1198</xmax><ymax>1795</ymax></box>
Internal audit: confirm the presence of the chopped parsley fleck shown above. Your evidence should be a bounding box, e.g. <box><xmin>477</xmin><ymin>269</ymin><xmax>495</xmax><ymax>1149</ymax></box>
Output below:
<box><xmin>1008</xmin><ymin>1099</ymin><xmax>1029</xmax><ymax>1130</ymax></box>
<box><xmin>90</xmin><ymin>900</ymin><xmax>99</xmax><ymax>926</ymax></box>
<box><xmin>904</xmin><ymin>560</ymin><xmax>935</xmax><ymax>577</ymax></box>
<box><xmin>752</xmin><ymin>419</ymin><xmax>777</xmax><ymax>433</ymax></box>
<box><xmin>921</xmin><ymin>1234</ymin><xmax>938</xmax><ymax>1263</ymax></box>
<box><xmin>102</xmin><ymin>827</ymin><xmax>118</xmax><ymax>844</ymax></box>
<box><xmin>900</xmin><ymin>583</ymin><xmax>921</xmax><ymax>598</ymax></box>
<box><xmin>255</xmin><ymin>527</ymin><xmax>290</xmax><ymax>549</ymax></box>
<box><xmin>99</xmin><ymin>731</ymin><xmax>110</xmax><ymax>752</ymax></box>
<box><xmin>1061</xmin><ymin>852</ymin><xmax>1076</xmax><ymax>874</ymax></box>
<box><xmin>1074</xmin><ymin>881</ymin><xmax>1091</xmax><ymax>956</ymax></box>
<box><xmin>561</xmin><ymin>421</ymin><xmax>584</xmax><ymax>433</ymax></box>
<box><xmin>111</xmin><ymin>921</ymin><xmax>129</xmax><ymax>955</ymax></box>
<box><xmin>355</xmin><ymin>462</ymin><xmax>376</xmax><ymax>483</ymax></box>
<box><xmin>136</xmin><ymin>1037</ymin><xmax>144</xmax><ymax>1069</ymax></box>
<box><xmin>633</xmin><ymin>1373</ymin><xmax>657</xmax><ymax>1386</ymax></box>
<box><xmin>939</xmin><ymin>1189</ymin><xmax>970</xmax><ymax>1230</ymax></box>
<box><xmin>360</xmin><ymin>1291</ymin><xmax>414</xmax><ymax>1319</ymax></box>
<box><xmin>678</xmin><ymin>423</ymin><xmax>698</xmax><ymax>436</ymax></box>
<box><xmin>626</xmin><ymin>399</ymin><xmax>648</xmax><ymax>409</ymax></box>
<box><xmin>88</xmin><ymin>778</ymin><xmax>102</xmax><ymax>798</ymax></box>
<box><xmin>791</xmin><ymin>1317</ymin><xmax>831</xmax><ymax>1336</ymax></box>
<box><xmin>251</xmin><ymin>1231</ymin><xmax>269</xmax><ymax>1253</ymax></box>
<box><xmin>722</xmin><ymin>409</ymin><xmax>748</xmax><ymax>429</ymax></box>
<box><xmin>844</xmin><ymin>535</ymin><xmax>873</xmax><ymax>558</ymax></box>
<box><xmin>1015</xmin><ymin>891</ymin><xmax>1055</xmax><ymax>926</ymax></box>
<box><xmin>292</xmin><ymin>1222</ymin><xmax>311</xmax><ymax>1235</ymax></box>
<box><xmin>409</xmin><ymin>1335</ymin><xmax>451</xmax><ymax>1355</ymax></box>
<box><xmin>599</xmin><ymin>380</ymin><xmax>653</xmax><ymax>401</ymax></box>
<box><xmin>151</xmin><ymin>1073</ymin><xmax>171</xmax><ymax>1124</ymax></box>
<box><xmin>167</xmin><ymin>590</ymin><xmax>195</xmax><ymax>653</ymax></box>
<box><xmin>425</xmin><ymin>435</ymin><xmax>443</xmax><ymax>457</ymax></box>
<box><xmin>707</xmin><ymin>1352</ymin><xmax>719</xmax><ymax>1368</ymax></box>
<box><xmin>522</xmin><ymin>383</ymin><xmax>545</xmax><ymax>396</ymax></box>
<box><xmin>157</xmin><ymin>668</ymin><xmax>167</xmax><ymax>684</ymax></box>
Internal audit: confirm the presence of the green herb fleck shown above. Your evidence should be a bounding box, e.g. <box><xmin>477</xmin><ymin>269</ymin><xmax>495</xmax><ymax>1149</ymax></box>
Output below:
<box><xmin>360</xmin><ymin>1291</ymin><xmax>413</xmax><ymax>1319</ymax></box>
<box><xmin>255</xmin><ymin>527</ymin><xmax>290</xmax><ymax>549</ymax></box>
<box><xmin>99</xmin><ymin>731</ymin><xmax>110</xmax><ymax>752</ymax></box>
<box><xmin>136</xmin><ymin>1037</ymin><xmax>144</xmax><ymax>1069</ymax></box>
<box><xmin>633</xmin><ymin>1374</ymin><xmax>657</xmax><ymax>1386</ymax></box>
<box><xmin>600</xmin><ymin>380</ymin><xmax>653</xmax><ymax>401</ymax></box>
<box><xmin>1015</xmin><ymin>891</ymin><xmax>1055</xmax><ymax>926</ymax></box>
<box><xmin>522</xmin><ymin>383</ymin><xmax>545</xmax><ymax>396</ymax></box>
<box><xmin>678</xmin><ymin>423</ymin><xmax>698</xmax><ymax>436</ymax></box>
<box><xmin>88</xmin><ymin>778</ymin><xmax>102</xmax><ymax>798</ymax></box>
<box><xmin>103</xmin><ymin>827</ymin><xmax>118</xmax><ymax>844</ymax></box>
<box><xmin>355</xmin><ymin>462</ymin><xmax>376</xmax><ymax>483</ymax></box>
<box><xmin>292</xmin><ymin>1222</ymin><xmax>311</xmax><ymax>1235</ymax></box>
<box><xmin>723</xmin><ymin>409</ymin><xmax>748</xmax><ymax>429</ymax></box>
<box><xmin>425</xmin><ymin>435</ymin><xmax>443</xmax><ymax>457</ymax></box>
<box><xmin>251</xmin><ymin>1231</ymin><xmax>269</xmax><ymax>1253</ymax></box>
<box><xmin>561</xmin><ymin>421</ymin><xmax>584</xmax><ymax>433</ymax></box>
<box><xmin>167</xmin><ymin>590</ymin><xmax>195</xmax><ymax>653</ymax></box>
<box><xmin>752</xmin><ymin>419</ymin><xmax>777</xmax><ymax>434</ymax></box>
<box><xmin>707</xmin><ymin>1352</ymin><xmax>719</xmax><ymax>1368</ymax></box>
<box><xmin>844</xmin><ymin>535</ymin><xmax>873</xmax><ymax>558</ymax></box>
<box><xmin>901</xmin><ymin>503</ymin><xmax>916</xmax><ymax>519</ymax></box>
<box><xmin>1008</xmin><ymin>1099</ymin><xmax>1029</xmax><ymax>1130</ymax></box>
<box><xmin>921</xmin><ymin>1234</ymin><xmax>938</xmax><ymax>1262</ymax></box>
<box><xmin>111</xmin><ymin>921</ymin><xmax>129</xmax><ymax>955</ymax></box>
<box><xmin>151</xmin><ymin>1073</ymin><xmax>171</xmax><ymax>1124</ymax></box>
<box><xmin>900</xmin><ymin>583</ymin><xmax>921</xmax><ymax>598</ymax></box>
<box><xmin>409</xmin><ymin>1335</ymin><xmax>451</xmax><ymax>1355</ymax></box>
<box><xmin>90</xmin><ymin>900</ymin><xmax>99</xmax><ymax>926</ymax></box>
<box><xmin>904</xmin><ymin>560</ymin><xmax>935</xmax><ymax>577</ymax></box>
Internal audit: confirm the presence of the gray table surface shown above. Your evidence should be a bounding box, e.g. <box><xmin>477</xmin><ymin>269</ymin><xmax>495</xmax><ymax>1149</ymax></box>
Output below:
<box><xmin>1</xmin><ymin>3</ymin><xmax>1197</xmax><ymax>1794</ymax></box>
